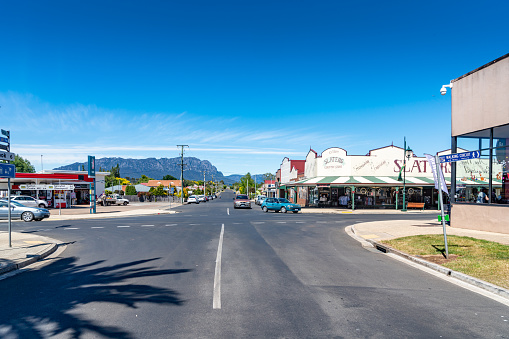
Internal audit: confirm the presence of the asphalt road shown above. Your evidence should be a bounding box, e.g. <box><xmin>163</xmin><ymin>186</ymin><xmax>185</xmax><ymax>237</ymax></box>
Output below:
<box><xmin>0</xmin><ymin>190</ymin><xmax>507</xmax><ymax>338</ymax></box>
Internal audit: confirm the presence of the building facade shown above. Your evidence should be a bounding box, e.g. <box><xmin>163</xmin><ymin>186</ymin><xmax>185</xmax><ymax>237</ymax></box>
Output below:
<box><xmin>449</xmin><ymin>53</ymin><xmax>509</xmax><ymax>234</ymax></box>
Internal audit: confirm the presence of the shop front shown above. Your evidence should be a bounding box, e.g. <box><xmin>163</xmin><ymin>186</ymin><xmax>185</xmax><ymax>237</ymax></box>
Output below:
<box><xmin>0</xmin><ymin>170</ymin><xmax>108</xmax><ymax>208</ymax></box>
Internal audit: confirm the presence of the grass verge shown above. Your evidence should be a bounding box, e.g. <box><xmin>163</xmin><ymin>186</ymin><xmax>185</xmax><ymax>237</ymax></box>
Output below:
<box><xmin>381</xmin><ymin>235</ymin><xmax>509</xmax><ymax>289</ymax></box>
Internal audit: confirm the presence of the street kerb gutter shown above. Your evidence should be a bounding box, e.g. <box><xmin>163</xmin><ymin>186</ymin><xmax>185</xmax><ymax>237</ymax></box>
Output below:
<box><xmin>347</xmin><ymin>225</ymin><xmax>509</xmax><ymax>300</ymax></box>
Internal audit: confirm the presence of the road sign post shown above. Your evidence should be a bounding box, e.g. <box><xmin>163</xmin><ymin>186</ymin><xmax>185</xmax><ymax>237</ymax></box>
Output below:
<box><xmin>0</xmin><ymin>130</ymin><xmax>13</xmax><ymax>247</ymax></box>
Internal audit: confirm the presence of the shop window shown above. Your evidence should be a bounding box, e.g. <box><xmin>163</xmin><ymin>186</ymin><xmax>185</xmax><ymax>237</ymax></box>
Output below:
<box><xmin>492</xmin><ymin>145</ymin><xmax>509</xmax><ymax>205</ymax></box>
<box><xmin>457</xmin><ymin>128</ymin><xmax>491</xmax><ymax>152</ymax></box>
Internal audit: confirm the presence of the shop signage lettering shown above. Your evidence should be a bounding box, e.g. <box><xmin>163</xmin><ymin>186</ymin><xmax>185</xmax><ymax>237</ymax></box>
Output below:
<box><xmin>392</xmin><ymin>159</ymin><xmax>449</xmax><ymax>173</ymax></box>
<box><xmin>353</xmin><ymin>160</ymin><xmax>390</xmax><ymax>172</ymax></box>
<box><xmin>323</xmin><ymin>157</ymin><xmax>344</xmax><ymax>167</ymax></box>
<box><xmin>19</xmin><ymin>184</ymin><xmax>75</xmax><ymax>190</ymax></box>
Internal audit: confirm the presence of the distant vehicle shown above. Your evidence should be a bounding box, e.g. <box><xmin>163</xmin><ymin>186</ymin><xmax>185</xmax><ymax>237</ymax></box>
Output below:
<box><xmin>97</xmin><ymin>194</ymin><xmax>129</xmax><ymax>206</ymax></box>
<box><xmin>234</xmin><ymin>194</ymin><xmax>251</xmax><ymax>209</ymax></box>
<box><xmin>0</xmin><ymin>200</ymin><xmax>51</xmax><ymax>222</ymax></box>
<box><xmin>261</xmin><ymin>198</ymin><xmax>301</xmax><ymax>213</ymax></box>
<box><xmin>9</xmin><ymin>195</ymin><xmax>48</xmax><ymax>208</ymax></box>
<box><xmin>255</xmin><ymin>195</ymin><xmax>267</xmax><ymax>205</ymax></box>
<box><xmin>187</xmin><ymin>195</ymin><xmax>199</xmax><ymax>204</ymax></box>
<box><xmin>198</xmin><ymin>195</ymin><xmax>206</xmax><ymax>202</ymax></box>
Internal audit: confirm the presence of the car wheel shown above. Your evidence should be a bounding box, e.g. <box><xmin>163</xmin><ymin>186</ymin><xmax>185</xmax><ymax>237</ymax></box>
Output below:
<box><xmin>293</xmin><ymin>211</ymin><xmax>299</xmax><ymax>213</ymax></box>
<box><xmin>22</xmin><ymin>211</ymin><xmax>34</xmax><ymax>222</ymax></box>
<box><xmin>281</xmin><ymin>206</ymin><xmax>287</xmax><ymax>213</ymax></box>
<box><xmin>262</xmin><ymin>206</ymin><xmax>268</xmax><ymax>213</ymax></box>
<box><xmin>123</xmin><ymin>201</ymin><xmax>128</xmax><ymax>205</ymax></box>
<box><xmin>39</xmin><ymin>204</ymin><xmax>46</xmax><ymax>208</ymax></box>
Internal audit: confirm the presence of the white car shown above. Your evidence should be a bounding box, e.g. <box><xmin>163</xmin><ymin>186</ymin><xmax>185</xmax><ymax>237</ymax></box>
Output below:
<box><xmin>198</xmin><ymin>195</ymin><xmax>206</xmax><ymax>202</ymax></box>
<box><xmin>9</xmin><ymin>196</ymin><xmax>49</xmax><ymax>208</ymax></box>
<box><xmin>187</xmin><ymin>195</ymin><xmax>199</xmax><ymax>204</ymax></box>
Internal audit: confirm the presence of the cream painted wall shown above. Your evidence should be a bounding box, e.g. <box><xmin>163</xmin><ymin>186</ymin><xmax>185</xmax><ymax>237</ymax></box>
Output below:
<box><xmin>452</xmin><ymin>55</ymin><xmax>509</xmax><ymax>136</ymax></box>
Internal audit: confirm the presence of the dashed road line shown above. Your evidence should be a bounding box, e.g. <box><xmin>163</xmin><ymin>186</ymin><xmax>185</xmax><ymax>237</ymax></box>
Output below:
<box><xmin>276</xmin><ymin>222</ymin><xmax>287</xmax><ymax>224</ymax></box>
<box><xmin>91</xmin><ymin>227</ymin><xmax>104</xmax><ymax>229</ymax></box>
<box><xmin>165</xmin><ymin>224</ymin><xmax>178</xmax><ymax>226</ymax></box>
<box><xmin>117</xmin><ymin>226</ymin><xmax>130</xmax><ymax>228</ymax></box>
<box><xmin>189</xmin><ymin>224</ymin><xmax>200</xmax><ymax>226</ymax></box>
<box><xmin>65</xmin><ymin>228</ymin><xmax>79</xmax><ymax>230</ymax></box>
<box><xmin>213</xmin><ymin>224</ymin><xmax>224</xmax><ymax>309</ymax></box>
<box><xmin>141</xmin><ymin>225</ymin><xmax>155</xmax><ymax>227</ymax></box>
<box><xmin>227</xmin><ymin>208</ymin><xmax>230</xmax><ymax>215</ymax></box>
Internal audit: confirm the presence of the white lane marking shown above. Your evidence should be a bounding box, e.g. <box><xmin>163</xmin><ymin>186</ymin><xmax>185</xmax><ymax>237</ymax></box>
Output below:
<box><xmin>233</xmin><ymin>223</ymin><xmax>243</xmax><ymax>225</ymax></box>
<box><xmin>227</xmin><ymin>208</ymin><xmax>230</xmax><ymax>215</ymax></box>
<box><xmin>295</xmin><ymin>221</ymin><xmax>305</xmax><ymax>224</ymax></box>
<box><xmin>65</xmin><ymin>228</ymin><xmax>79</xmax><ymax>230</ymax></box>
<box><xmin>276</xmin><ymin>222</ymin><xmax>287</xmax><ymax>224</ymax></box>
<box><xmin>141</xmin><ymin>225</ymin><xmax>154</xmax><ymax>227</ymax></box>
<box><xmin>165</xmin><ymin>224</ymin><xmax>178</xmax><ymax>226</ymax></box>
<box><xmin>252</xmin><ymin>222</ymin><xmax>265</xmax><ymax>224</ymax></box>
<box><xmin>91</xmin><ymin>227</ymin><xmax>104</xmax><ymax>229</ymax></box>
<box><xmin>317</xmin><ymin>221</ymin><xmax>328</xmax><ymax>224</ymax></box>
<box><xmin>213</xmin><ymin>224</ymin><xmax>225</xmax><ymax>310</ymax></box>
<box><xmin>117</xmin><ymin>226</ymin><xmax>130</xmax><ymax>228</ymax></box>
<box><xmin>189</xmin><ymin>224</ymin><xmax>200</xmax><ymax>226</ymax></box>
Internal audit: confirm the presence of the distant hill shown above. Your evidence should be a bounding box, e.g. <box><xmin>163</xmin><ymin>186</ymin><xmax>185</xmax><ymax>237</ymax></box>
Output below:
<box><xmin>53</xmin><ymin>157</ymin><xmax>264</xmax><ymax>184</ymax></box>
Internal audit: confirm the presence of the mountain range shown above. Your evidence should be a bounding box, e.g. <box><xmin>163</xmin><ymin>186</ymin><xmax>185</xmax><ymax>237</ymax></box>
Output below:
<box><xmin>53</xmin><ymin>157</ymin><xmax>264</xmax><ymax>184</ymax></box>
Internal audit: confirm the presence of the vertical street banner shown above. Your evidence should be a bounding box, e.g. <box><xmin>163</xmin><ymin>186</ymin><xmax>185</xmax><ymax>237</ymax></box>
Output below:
<box><xmin>88</xmin><ymin>155</ymin><xmax>96</xmax><ymax>178</ymax></box>
<box><xmin>425</xmin><ymin>154</ymin><xmax>449</xmax><ymax>195</ymax></box>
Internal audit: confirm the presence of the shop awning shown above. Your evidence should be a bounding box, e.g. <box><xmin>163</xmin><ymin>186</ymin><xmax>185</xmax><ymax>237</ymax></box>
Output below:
<box><xmin>288</xmin><ymin>176</ymin><xmax>503</xmax><ymax>186</ymax></box>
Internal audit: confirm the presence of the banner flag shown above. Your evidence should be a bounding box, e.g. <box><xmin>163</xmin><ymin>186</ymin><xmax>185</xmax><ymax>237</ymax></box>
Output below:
<box><xmin>425</xmin><ymin>154</ymin><xmax>449</xmax><ymax>195</ymax></box>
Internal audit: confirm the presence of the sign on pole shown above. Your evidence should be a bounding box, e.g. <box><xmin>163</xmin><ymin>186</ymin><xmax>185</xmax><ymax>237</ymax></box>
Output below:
<box><xmin>425</xmin><ymin>154</ymin><xmax>448</xmax><ymax>195</ymax></box>
<box><xmin>1</xmin><ymin>129</ymin><xmax>9</xmax><ymax>137</ymax></box>
<box><xmin>88</xmin><ymin>156</ymin><xmax>96</xmax><ymax>178</ymax></box>
<box><xmin>0</xmin><ymin>137</ymin><xmax>8</xmax><ymax>144</ymax></box>
<box><xmin>0</xmin><ymin>163</ymin><xmax>15</xmax><ymax>178</ymax></box>
<box><xmin>439</xmin><ymin>150</ymin><xmax>480</xmax><ymax>163</ymax></box>
<box><xmin>0</xmin><ymin>151</ymin><xmax>15</xmax><ymax>161</ymax></box>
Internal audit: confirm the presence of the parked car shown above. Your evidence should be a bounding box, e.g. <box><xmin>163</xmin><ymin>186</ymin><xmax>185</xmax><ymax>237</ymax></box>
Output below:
<box><xmin>233</xmin><ymin>194</ymin><xmax>251</xmax><ymax>209</ymax></box>
<box><xmin>255</xmin><ymin>195</ymin><xmax>267</xmax><ymax>205</ymax></box>
<box><xmin>187</xmin><ymin>195</ymin><xmax>199</xmax><ymax>204</ymax></box>
<box><xmin>9</xmin><ymin>195</ymin><xmax>48</xmax><ymax>208</ymax></box>
<box><xmin>261</xmin><ymin>198</ymin><xmax>301</xmax><ymax>213</ymax></box>
<box><xmin>0</xmin><ymin>200</ymin><xmax>51</xmax><ymax>222</ymax></box>
<box><xmin>198</xmin><ymin>195</ymin><xmax>206</xmax><ymax>202</ymax></box>
<box><xmin>97</xmin><ymin>194</ymin><xmax>129</xmax><ymax>206</ymax></box>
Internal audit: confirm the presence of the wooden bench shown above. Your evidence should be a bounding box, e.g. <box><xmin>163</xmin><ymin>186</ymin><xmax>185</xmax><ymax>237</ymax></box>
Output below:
<box><xmin>406</xmin><ymin>202</ymin><xmax>425</xmax><ymax>210</ymax></box>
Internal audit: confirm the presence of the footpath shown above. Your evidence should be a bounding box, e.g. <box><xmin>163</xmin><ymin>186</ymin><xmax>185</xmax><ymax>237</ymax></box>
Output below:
<box><xmin>1</xmin><ymin>203</ymin><xmax>508</xmax><ymax>301</ymax></box>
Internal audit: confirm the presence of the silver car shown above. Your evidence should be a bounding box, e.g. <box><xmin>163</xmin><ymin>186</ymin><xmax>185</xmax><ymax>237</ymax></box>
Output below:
<box><xmin>10</xmin><ymin>195</ymin><xmax>49</xmax><ymax>208</ymax></box>
<box><xmin>0</xmin><ymin>200</ymin><xmax>51</xmax><ymax>222</ymax></box>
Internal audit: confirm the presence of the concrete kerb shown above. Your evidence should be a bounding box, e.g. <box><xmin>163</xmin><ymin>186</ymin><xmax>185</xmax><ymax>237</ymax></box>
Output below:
<box><xmin>348</xmin><ymin>224</ymin><xmax>509</xmax><ymax>300</ymax></box>
<box><xmin>0</xmin><ymin>241</ymin><xmax>58</xmax><ymax>275</ymax></box>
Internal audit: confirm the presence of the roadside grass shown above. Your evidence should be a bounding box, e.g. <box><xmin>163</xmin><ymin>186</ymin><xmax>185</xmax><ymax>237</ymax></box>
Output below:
<box><xmin>382</xmin><ymin>235</ymin><xmax>509</xmax><ymax>289</ymax></box>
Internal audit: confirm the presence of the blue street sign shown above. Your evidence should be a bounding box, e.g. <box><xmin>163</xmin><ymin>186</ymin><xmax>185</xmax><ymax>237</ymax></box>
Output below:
<box><xmin>439</xmin><ymin>151</ymin><xmax>480</xmax><ymax>163</ymax></box>
<box><xmin>0</xmin><ymin>137</ymin><xmax>8</xmax><ymax>144</ymax></box>
<box><xmin>1</xmin><ymin>129</ymin><xmax>9</xmax><ymax>138</ymax></box>
<box><xmin>0</xmin><ymin>163</ymin><xmax>15</xmax><ymax>178</ymax></box>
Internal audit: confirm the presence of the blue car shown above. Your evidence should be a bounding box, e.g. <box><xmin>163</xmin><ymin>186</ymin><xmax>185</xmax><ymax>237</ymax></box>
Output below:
<box><xmin>261</xmin><ymin>198</ymin><xmax>301</xmax><ymax>213</ymax></box>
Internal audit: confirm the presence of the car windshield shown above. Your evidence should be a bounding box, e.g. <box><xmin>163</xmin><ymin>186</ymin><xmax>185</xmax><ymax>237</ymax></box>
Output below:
<box><xmin>0</xmin><ymin>200</ymin><xmax>26</xmax><ymax>207</ymax></box>
<box><xmin>278</xmin><ymin>198</ymin><xmax>290</xmax><ymax>203</ymax></box>
<box><xmin>236</xmin><ymin>195</ymin><xmax>248</xmax><ymax>200</ymax></box>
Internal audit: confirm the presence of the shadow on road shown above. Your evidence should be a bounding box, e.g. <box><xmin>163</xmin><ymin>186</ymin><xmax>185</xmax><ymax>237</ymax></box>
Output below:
<box><xmin>0</xmin><ymin>256</ymin><xmax>191</xmax><ymax>338</ymax></box>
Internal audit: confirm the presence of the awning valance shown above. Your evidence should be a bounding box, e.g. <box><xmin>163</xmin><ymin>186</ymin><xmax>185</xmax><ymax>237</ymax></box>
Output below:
<box><xmin>286</xmin><ymin>176</ymin><xmax>502</xmax><ymax>187</ymax></box>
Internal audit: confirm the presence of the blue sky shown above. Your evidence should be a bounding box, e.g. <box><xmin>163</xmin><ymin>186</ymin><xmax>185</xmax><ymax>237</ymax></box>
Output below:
<box><xmin>1</xmin><ymin>0</ymin><xmax>507</xmax><ymax>176</ymax></box>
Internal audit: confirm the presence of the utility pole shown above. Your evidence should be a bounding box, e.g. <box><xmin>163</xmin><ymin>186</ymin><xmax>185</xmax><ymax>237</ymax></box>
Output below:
<box><xmin>177</xmin><ymin>145</ymin><xmax>189</xmax><ymax>205</ymax></box>
<box><xmin>203</xmin><ymin>170</ymin><xmax>206</xmax><ymax>196</ymax></box>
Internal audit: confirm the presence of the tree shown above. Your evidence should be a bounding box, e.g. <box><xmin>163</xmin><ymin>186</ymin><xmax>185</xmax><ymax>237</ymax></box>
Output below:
<box><xmin>105</xmin><ymin>164</ymin><xmax>121</xmax><ymax>188</ymax></box>
<box><xmin>125</xmin><ymin>185</ymin><xmax>137</xmax><ymax>195</ymax></box>
<box><xmin>239</xmin><ymin>173</ymin><xmax>255</xmax><ymax>197</ymax></box>
<box><xmin>136</xmin><ymin>174</ymin><xmax>153</xmax><ymax>184</ymax></box>
<box><xmin>13</xmin><ymin>155</ymin><xmax>35</xmax><ymax>173</ymax></box>
<box><xmin>262</xmin><ymin>172</ymin><xmax>275</xmax><ymax>181</ymax></box>
<box><xmin>150</xmin><ymin>184</ymin><xmax>167</xmax><ymax>196</ymax></box>
<box><xmin>163</xmin><ymin>174</ymin><xmax>177</xmax><ymax>180</ymax></box>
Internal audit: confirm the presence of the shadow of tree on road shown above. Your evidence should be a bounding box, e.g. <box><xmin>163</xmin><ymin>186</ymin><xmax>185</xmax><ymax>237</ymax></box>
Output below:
<box><xmin>0</xmin><ymin>255</ymin><xmax>191</xmax><ymax>338</ymax></box>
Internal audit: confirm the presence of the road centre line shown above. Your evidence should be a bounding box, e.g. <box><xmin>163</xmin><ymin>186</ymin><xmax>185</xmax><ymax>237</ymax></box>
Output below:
<box><xmin>117</xmin><ymin>226</ymin><xmax>130</xmax><ymax>228</ymax></box>
<box><xmin>91</xmin><ymin>227</ymin><xmax>104</xmax><ymax>229</ymax></box>
<box><xmin>227</xmin><ymin>208</ymin><xmax>230</xmax><ymax>215</ymax></box>
<box><xmin>165</xmin><ymin>224</ymin><xmax>178</xmax><ymax>226</ymax></box>
<box><xmin>213</xmin><ymin>224</ymin><xmax>224</xmax><ymax>310</ymax></box>
<box><xmin>276</xmin><ymin>222</ymin><xmax>287</xmax><ymax>224</ymax></box>
<box><xmin>141</xmin><ymin>225</ymin><xmax>154</xmax><ymax>227</ymax></box>
<box><xmin>64</xmin><ymin>228</ymin><xmax>79</xmax><ymax>230</ymax></box>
